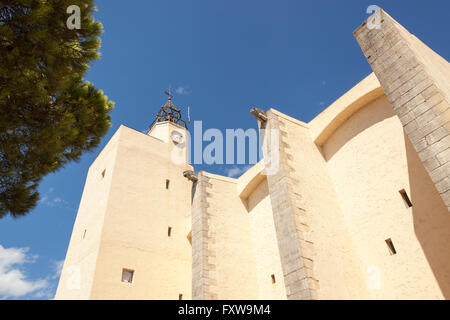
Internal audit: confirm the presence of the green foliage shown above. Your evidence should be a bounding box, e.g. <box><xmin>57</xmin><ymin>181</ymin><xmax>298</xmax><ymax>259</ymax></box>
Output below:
<box><xmin>0</xmin><ymin>0</ymin><xmax>114</xmax><ymax>218</ymax></box>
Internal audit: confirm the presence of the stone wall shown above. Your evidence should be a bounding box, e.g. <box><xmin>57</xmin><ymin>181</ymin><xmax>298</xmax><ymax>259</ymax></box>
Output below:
<box><xmin>191</xmin><ymin>172</ymin><xmax>218</xmax><ymax>299</ymax></box>
<box><xmin>262</xmin><ymin>111</ymin><xmax>319</xmax><ymax>299</ymax></box>
<box><xmin>354</xmin><ymin>9</ymin><xmax>450</xmax><ymax>210</ymax></box>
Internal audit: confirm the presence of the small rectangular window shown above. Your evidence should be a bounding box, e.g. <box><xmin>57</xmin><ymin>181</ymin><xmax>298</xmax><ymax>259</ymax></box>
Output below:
<box><xmin>168</xmin><ymin>227</ymin><xmax>172</xmax><ymax>237</ymax></box>
<box><xmin>122</xmin><ymin>269</ymin><xmax>134</xmax><ymax>283</ymax></box>
<box><xmin>166</xmin><ymin>179</ymin><xmax>170</xmax><ymax>189</ymax></box>
<box><xmin>399</xmin><ymin>189</ymin><xmax>413</xmax><ymax>207</ymax></box>
<box><xmin>271</xmin><ymin>274</ymin><xmax>276</xmax><ymax>284</ymax></box>
<box><xmin>385</xmin><ymin>238</ymin><xmax>397</xmax><ymax>255</ymax></box>
<box><xmin>179</xmin><ymin>294</ymin><xmax>183</xmax><ymax>300</ymax></box>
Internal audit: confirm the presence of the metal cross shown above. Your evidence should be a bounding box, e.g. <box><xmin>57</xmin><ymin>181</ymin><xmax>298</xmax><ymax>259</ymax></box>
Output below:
<box><xmin>164</xmin><ymin>86</ymin><xmax>172</xmax><ymax>100</ymax></box>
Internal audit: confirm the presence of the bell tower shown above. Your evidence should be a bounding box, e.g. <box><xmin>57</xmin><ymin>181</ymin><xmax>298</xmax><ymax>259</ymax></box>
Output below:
<box><xmin>150</xmin><ymin>87</ymin><xmax>188</xmax><ymax>129</ymax></box>
<box><xmin>148</xmin><ymin>89</ymin><xmax>190</xmax><ymax>164</ymax></box>
<box><xmin>55</xmin><ymin>91</ymin><xmax>193</xmax><ymax>299</ymax></box>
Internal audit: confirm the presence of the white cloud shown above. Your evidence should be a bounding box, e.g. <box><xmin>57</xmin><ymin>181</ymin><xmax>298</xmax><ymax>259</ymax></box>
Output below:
<box><xmin>225</xmin><ymin>165</ymin><xmax>252</xmax><ymax>178</ymax></box>
<box><xmin>52</xmin><ymin>260</ymin><xmax>64</xmax><ymax>280</ymax></box>
<box><xmin>175</xmin><ymin>86</ymin><xmax>192</xmax><ymax>95</ymax></box>
<box><xmin>38</xmin><ymin>187</ymin><xmax>54</xmax><ymax>204</ymax></box>
<box><xmin>0</xmin><ymin>245</ymin><xmax>49</xmax><ymax>299</ymax></box>
<box><xmin>52</xmin><ymin>197</ymin><xmax>64</xmax><ymax>204</ymax></box>
<box><xmin>38</xmin><ymin>188</ymin><xmax>76</xmax><ymax>212</ymax></box>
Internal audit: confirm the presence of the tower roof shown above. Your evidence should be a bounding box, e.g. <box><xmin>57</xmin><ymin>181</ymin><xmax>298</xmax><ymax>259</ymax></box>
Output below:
<box><xmin>150</xmin><ymin>88</ymin><xmax>188</xmax><ymax>129</ymax></box>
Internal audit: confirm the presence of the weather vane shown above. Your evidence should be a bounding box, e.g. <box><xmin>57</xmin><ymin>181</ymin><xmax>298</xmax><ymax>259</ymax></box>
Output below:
<box><xmin>164</xmin><ymin>85</ymin><xmax>172</xmax><ymax>100</ymax></box>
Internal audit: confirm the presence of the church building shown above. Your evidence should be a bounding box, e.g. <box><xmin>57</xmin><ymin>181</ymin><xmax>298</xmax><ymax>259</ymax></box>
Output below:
<box><xmin>55</xmin><ymin>9</ymin><xmax>450</xmax><ymax>299</ymax></box>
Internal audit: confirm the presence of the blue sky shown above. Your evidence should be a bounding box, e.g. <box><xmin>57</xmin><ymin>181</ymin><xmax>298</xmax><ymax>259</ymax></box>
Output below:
<box><xmin>0</xmin><ymin>0</ymin><xmax>449</xmax><ymax>299</ymax></box>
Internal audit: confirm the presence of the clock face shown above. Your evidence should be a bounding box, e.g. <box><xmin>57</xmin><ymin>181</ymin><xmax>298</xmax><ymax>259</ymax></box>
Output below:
<box><xmin>171</xmin><ymin>130</ymin><xmax>184</xmax><ymax>144</ymax></box>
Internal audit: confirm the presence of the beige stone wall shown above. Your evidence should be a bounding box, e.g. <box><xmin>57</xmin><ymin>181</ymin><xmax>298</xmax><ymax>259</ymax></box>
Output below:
<box><xmin>57</xmin><ymin>124</ymin><xmax>193</xmax><ymax>299</ymax></box>
<box><xmin>247</xmin><ymin>178</ymin><xmax>287</xmax><ymax>299</ymax></box>
<box><xmin>191</xmin><ymin>165</ymin><xmax>288</xmax><ymax>300</ymax></box>
<box><xmin>354</xmin><ymin>9</ymin><xmax>450</xmax><ymax>210</ymax></box>
<box><xmin>191</xmin><ymin>172</ymin><xmax>217</xmax><ymax>299</ymax></box>
<box><xmin>323</xmin><ymin>95</ymin><xmax>450</xmax><ymax>299</ymax></box>
<box><xmin>310</xmin><ymin>73</ymin><xmax>383</xmax><ymax>145</ymax></box>
<box><xmin>262</xmin><ymin>88</ymin><xmax>450</xmax><ymax>299</ymax></box>
<box><xmin>55</xmin><ymin>129</ymin><xmax>121</xmax><ymax>299</ymax></box>
<box><xmin>196</xmin><ymin>173</ymin><xmax>259</xmax><ymax>299</ymax></box>
<box><xmin>261</xmin><ymin>109</ymin><xmax>367</xmax><ymax>299</ymax></box>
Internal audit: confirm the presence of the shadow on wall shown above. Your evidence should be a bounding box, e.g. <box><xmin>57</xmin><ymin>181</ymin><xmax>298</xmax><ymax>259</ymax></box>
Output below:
<box><xmin>405</xmin><ymin>134</ymin><xmax>450</xmax><ymax>298</ymax></box>
<box><xmin>324</xmin><ymin>96</ymin><xmax>395</xmax><ymax>161</ymax></box>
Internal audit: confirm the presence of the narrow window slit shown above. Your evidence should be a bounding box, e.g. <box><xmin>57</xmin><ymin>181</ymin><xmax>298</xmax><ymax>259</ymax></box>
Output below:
<box><xmin>179</xmin><ymin>294</ymin><xmax>183</xmax><ymax>300</ymax></box>
<box><xmin>271</xmin><ymin>274</ymin><xmax>276</xmax><ymax>284</ymax></box>
<box><xmin>385</xmin><ymin>238</ymin><xmax>397</xmax><ymax>255</ymax></box>
<box><xmin>168</xmin><ymin>227</ymin><xmax>172</xmax><ymax>237</ymax></box>
<box><xmin>399</xmin><ymin>189</ymin><xmax>413</xmax><ymax>207</ymax></box>
<box><xmin>166</xmin><ymin>179</ymin><xmax>170</xmax><ymax>189</ymax></box>
<box><xmin>101</xmin><ymin>169</ymin><xmax>106</xmax><ymax>178</ymax></box>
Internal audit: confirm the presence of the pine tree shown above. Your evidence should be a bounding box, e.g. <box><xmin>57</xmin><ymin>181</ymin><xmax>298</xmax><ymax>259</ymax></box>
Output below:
<box><xmin>0</xmin><ymin>0</ymin><xmax>114</xmax><ymax>218</ymax></box>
